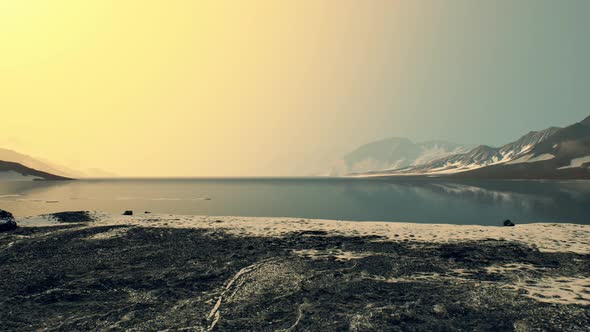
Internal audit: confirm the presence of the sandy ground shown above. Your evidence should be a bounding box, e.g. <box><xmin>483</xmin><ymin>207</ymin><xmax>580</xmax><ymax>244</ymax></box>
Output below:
<box><xmin>20</xmin><ymin>212</ymin><xmax>590</xmax><ymax>254</ymax></box>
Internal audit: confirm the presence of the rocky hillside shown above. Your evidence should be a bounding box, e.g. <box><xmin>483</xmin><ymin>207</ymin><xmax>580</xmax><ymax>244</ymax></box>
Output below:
<box><xmin>358</xmin><ymin>115</ymin><xmax>590</xmax><ymax>180</ymax></box>
<box><xmin>382</xmin><ymin>127</ymin><xmax>561</xmax><ymax>176</ymax></box>
<box><xmin>451</xmin><ymin>115</ymin><xmax>590</xmax><ymax>179</ymax></box>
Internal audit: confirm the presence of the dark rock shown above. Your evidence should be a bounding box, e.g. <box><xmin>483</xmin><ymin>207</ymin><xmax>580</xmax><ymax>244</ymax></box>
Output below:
<box><xmin>50</xmin><ymin>211</ymin><xmax>93</xmax><ymax>223</ymax></box>
<box><xmin>503</xmin><ymin>220</ymin><xmax>515</xmax><ymax>227</ymax></box>
<box><xmin>144</xmin><ymin>211</ymin><xmax>151</xmax><ymax>214</ymax></box>
<box><xmin>0</xmin><ymin>209</ymin><xmax>14</xmax><ymax>220</ymax></box>
<box><xmin>0</xmin><ymin>209</ymin><xmax>17</xmax><ymax>232</ymax></box>
<box><xmin>123</xmin><ymin>210</ymin><xmax>133</xmax><ymax>216</ymax></box>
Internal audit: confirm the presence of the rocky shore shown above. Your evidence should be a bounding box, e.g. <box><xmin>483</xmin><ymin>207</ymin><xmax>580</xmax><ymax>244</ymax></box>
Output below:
<box><xmin>1</xmin><ymin>212</ymin><xmax>589</xmax><ymax>331</ymax></box>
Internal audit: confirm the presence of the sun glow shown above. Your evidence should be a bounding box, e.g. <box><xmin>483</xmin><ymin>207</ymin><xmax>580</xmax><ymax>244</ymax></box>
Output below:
<box><xmin>2</xmin><ymin>1</ymin><xmax>417</xmax><ymax>176</ymax></box>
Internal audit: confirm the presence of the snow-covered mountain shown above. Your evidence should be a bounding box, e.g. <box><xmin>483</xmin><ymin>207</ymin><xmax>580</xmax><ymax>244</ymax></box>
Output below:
<box><xmin>379</xmin><ymin>127</ymin><xmax>561</xmax><ymax>176</ymax></box>
<box><xmin>452</xmin><ymin>115</ymin><xmax>590</xmax><ymax>179</ymax></box>
<box><xmin>330</xmin><ymin>138</ymin><xmax>473</xmax><ymax>175</ymax></box>
<box><xmin>357</xmin><ymin>115</ymin><xmax>590</xmax><ymax>179</ymax></box>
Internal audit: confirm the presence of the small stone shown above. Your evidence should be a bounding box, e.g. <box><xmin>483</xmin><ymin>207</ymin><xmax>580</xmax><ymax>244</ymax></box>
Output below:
<box><xmin>123</xmin><ymin>210</ymin><xmax>133</xmax><ymax>216</ymax></box>
<box><xmin>433</xmin><ymin>304</ymin><xmax>446</xmax><ymax>316</ymax></box>
<box><xmin>503</xmin><ymin>219</ymin><xmax>515</xmax><ymax>227</ymax></box>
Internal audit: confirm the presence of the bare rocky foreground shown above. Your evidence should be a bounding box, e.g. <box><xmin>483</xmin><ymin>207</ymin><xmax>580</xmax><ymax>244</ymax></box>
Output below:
<box><xmin>1</xmin><ymin>212</ymin><xmax>589</xmax><ymax>331</ymax></box>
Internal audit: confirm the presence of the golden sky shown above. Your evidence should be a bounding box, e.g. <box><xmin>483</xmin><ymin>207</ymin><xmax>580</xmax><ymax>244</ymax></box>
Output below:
<box><xmin>2</xmin><ymin>1</ymin><xmax>589</xmax><ymax>176</ymax></box>
<box><xmin>1</xmin><ymin>1</ymin><xmax>413</xmax><ymax>176</ymax></box>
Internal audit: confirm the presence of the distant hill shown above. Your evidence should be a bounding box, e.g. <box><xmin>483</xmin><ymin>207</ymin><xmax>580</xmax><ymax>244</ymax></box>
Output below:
<box><xmin>330</xmin><ymin>138</ymin><xmax>473</xmax><ymax>175</ymax></box>
<box><xmin>356</xmin><ymin>115</ymin><xmax>590</xmax><ymax>180</ymax></box>
<box><xmin>0</xmin><ymin>160</ymin><xmax>73</xmax><ymax>181</ymax></box>
<box><xmin>0</xmin><ymin>148</ymin><xmax>81</xmax><ymax>178</ymax></box>
<box><xmin>0</xmin><ymin>148</ymin><xmax>116</xmax><ymax>178</ymax></box>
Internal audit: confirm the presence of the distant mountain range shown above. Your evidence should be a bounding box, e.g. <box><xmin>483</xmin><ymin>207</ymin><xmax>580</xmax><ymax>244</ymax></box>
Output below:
<box><xmin>0</xmin><ymin>148</ymin><xmax>82</xmax><ymax>178</ymax></box>
<box><xmin>354</xmin><ymin>115</ymin><xmax>590</xmax><ymax>179</ymax></box>
<box><xmin>0</xmin><ymin>160</ymin><xmax>72</xmax><ymax>181</ymax></box>
<box><xmin>330</xmin><ymin>138</ymin><xmax>473</xmax><ymax>175</ymax></box>
<box><xmin>4</xmin><ymin>116</ymin><xmax>589</xmax><ymax>181</ymax></box>
<box><xmin>0</xmin><ymin>148</ymin><xmax>116</xmax><ymax>179</ymax></box>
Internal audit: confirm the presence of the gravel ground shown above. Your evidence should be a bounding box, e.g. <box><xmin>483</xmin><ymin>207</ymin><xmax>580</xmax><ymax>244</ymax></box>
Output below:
<box><xmin>0</xmin><ymin>212</ymin><xmax>589</xmax><ymax>331</ymax></box>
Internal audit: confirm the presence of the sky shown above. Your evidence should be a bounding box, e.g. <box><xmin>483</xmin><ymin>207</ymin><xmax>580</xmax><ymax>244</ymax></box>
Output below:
<box><xmin>1</xmin><ymin>0</ymin><xmax>589</xmax><ymax>176</ymax></box>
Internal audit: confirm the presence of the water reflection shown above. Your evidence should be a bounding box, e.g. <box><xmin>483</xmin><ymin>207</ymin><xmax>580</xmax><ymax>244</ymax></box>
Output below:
<box><xmin>0</xmin><ymin>178</ymin><xmax>588</xmax><ymax>225</ymax></box>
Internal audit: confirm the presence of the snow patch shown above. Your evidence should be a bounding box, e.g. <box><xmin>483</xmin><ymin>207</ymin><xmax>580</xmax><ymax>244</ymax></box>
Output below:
<box><xmin>507</xmin><ymin>154</ymin><xmax>554</xmax><ymax>165</ymax></box>
<box><xmin>527</xmin><ymin>154</ymin><xmax>555</xmax><ymax>163</ymax></box>
<box><xmin>506</xmin><ymin>154</ymin><xmax>533</xmax><ymax>164</ymax></box>
<box><xmin>558</xmin><ymin>156</ymin><xmax>590</xmax><ymax>170</ymax></box>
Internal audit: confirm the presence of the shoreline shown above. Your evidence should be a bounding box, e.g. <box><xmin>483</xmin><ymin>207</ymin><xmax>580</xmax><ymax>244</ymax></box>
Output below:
<box><xmin>19</xmin><ymin>212</ymin><xmax>590</xmax><ymax>254</ymax></box>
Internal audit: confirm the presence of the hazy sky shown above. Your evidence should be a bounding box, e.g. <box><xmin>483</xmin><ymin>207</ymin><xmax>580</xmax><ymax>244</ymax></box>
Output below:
<box><xmin>2</xmin><ymin>1</ymin><xmax>589</xmax><ymax>176</ymax></box>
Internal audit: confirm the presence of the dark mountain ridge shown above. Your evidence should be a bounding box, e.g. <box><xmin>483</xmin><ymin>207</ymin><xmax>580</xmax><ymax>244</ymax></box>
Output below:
<box><xmin>0</xmin><ymin>160</ymin><xmax>73</xmax><ymax>181</ymax></box>
<box><xmin>452</xmin><ymin>115</ymin><xmax>590</xmax><ymax>179</ymax></box>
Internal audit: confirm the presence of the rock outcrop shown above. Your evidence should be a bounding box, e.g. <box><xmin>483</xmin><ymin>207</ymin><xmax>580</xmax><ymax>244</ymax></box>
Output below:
<box><xmin>0</xmin><ymin>209</ymin><xmax>17</xmax><ymax>232</ymax></box>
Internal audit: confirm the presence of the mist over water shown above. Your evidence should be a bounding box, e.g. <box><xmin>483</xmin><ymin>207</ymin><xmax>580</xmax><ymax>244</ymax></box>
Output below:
<box><xmin>0</xmin><ymin>178</ymin><xmax>589</xmax><ymax>225</ymax></box>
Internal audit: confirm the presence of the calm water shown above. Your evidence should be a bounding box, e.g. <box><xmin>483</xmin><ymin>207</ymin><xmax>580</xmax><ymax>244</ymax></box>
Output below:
<box><xmin>0</xmin><ymin>178</ymin><xmax>589</xmax><ymax>225</ymax></box>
